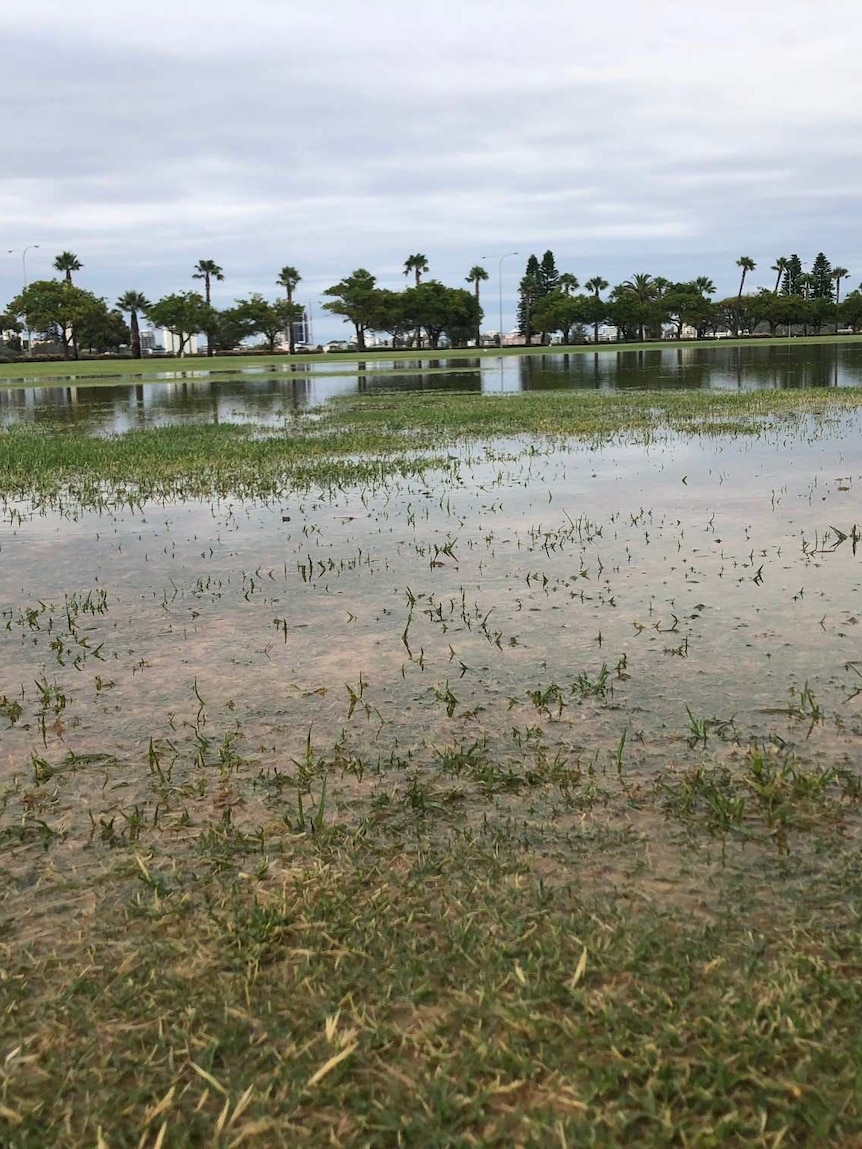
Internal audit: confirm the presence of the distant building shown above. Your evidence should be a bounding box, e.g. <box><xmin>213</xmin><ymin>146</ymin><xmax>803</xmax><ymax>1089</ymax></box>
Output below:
<box><xmin>291</xmin><ymin>307</ymin><xmax>311</xmax><ymax>348</ymax></box>
<box><xmin>277</xmin><ymin>307</ymin><xmax>313</xmax><ymax>351</ymax></box>
<box><xmin>162</xmin><ymin>329</ymin><xmax>199</xmax><ymax>356</ymax></box>
<box><xmin>141</xmin><ymin>327</ymin><xmax>199</xmax><ymax>356</ymax></box>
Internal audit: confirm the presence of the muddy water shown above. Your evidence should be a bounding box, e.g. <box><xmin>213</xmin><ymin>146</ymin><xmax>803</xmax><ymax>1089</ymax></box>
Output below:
<box><xmin>1</xmin><ymin>415</ymin><xmax>860</xmax><ymax>862</ymax></box>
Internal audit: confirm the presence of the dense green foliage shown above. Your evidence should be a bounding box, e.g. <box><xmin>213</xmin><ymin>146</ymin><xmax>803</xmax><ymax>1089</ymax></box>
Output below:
<box><xmin>2</xmin><ymin>247</ymin><xmax>860</xmax><ymax>361</ymax></box>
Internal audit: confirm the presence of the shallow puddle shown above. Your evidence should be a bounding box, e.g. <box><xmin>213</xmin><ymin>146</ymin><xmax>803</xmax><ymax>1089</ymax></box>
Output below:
<box><xmin>0</xmin><ymin>410</ymin><xmax>861</xmax><ymax>905</ymax></box>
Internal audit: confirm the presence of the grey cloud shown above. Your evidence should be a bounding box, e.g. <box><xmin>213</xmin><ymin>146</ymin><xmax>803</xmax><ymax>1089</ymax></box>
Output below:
<box><xmin>3</xmin><ymin>2</ymin><xmax>862</xmax><ymax>337</ymax></box>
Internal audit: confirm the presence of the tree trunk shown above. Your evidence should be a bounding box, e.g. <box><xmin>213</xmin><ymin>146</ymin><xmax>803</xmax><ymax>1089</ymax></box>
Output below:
<box><xmin>205</xmin><ymin>276</ymin><xmax>213</xmax><ymax>356</ymax></box>
<box><xmin>130</xmin><ymin>311</ymin><xmax>141</xmax><ymax>359</ymax></box>
<box><xmin>286</xmin><ymin>289</ymin><xmax>295</xmax><ymax>354</ymax></box>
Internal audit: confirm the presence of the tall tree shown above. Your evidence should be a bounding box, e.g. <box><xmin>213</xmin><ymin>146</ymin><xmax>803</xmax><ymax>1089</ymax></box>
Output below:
<box><xmin>401</xmin><ymin>282</ymin><xmax>480</xmax><ymax>349</ymax></box>
<box><xmin>516</xmin><ymin>255</ymin><xmax>541</xmax><ymax>343</ymax></box>
<box><xmin>736</xmin><ymin>256</ymin><xmax>756</xmax><ymax>297</ymax></box>
<box><xmin>77</xmin><ymin>307</ymin><xmax>130</xmax><ymax>354</ymax></box>
<box><xmin>584</xmin><ymin>277</ymin><xmax>608</xmax><ymax>344</ymax></box>
<box><xmin>403</xmin><ymin>254</ymin><xmax>429</xmax><ymax>287</ymax></box>
<box><xmin>559</xmin><ymin>273</ymin><xmax>579</xmax><ymax>296</ymax></box>
<box><xmin>781</xmin><ymin>255</ymin><xmax>804</xmax><ymax>296</ymax></box>
<box><xmin>537</xmin><ymin>250</ymin><xmax>560</xmax><ymax>295</ymax></box>
<box><xmin>532</xmin><ymin>291</ymin><xmax>589</xmax><ymax>344</ymax></box>
<box><xmin>403</xmin><ymin>255</ymin><xmax>430</xmax><ymax>343</ymax></box>
<box><xmin>771</xmin><ymin>257</ymin><xmax>789</xmax><ymax>294</ymax></box>
<box><xmin>53</xmin><ymin>251</ymin><xmax>82</xmax><ymax>284</ymax></box>
<box><xmin>147</xmin><ymin>291</ymin><xmax>211</xmax><ymax>358</ymax></box>
<box><xmin>192</xmin><ymin>259</ymin><xmax>224</xmax><ymax>304</ymax></box>
<box><xmin>840</xmin><ymin>289</ymin><xmax>862</xmax><ymax>333</ymax></box>
<box><xmin>832</xmin><ymin>266</ymin><xmax>850</xmax><ymax>304</ymax></box>
<box><xmin>116</xmin><ymin>290</ymin><xmax>150</xmax><ymax>359</ymax></box>
<box><xmin>233</xmin><ymin>294</ymin><xmax>302</xmax><ymax>352</ymax></box>
<box><xmin>810</xmin><ymin>252</ymin><xmax>834</xmax><ymax>300</ymax></box>
<box><xmin>322</xmin><ymin>269</ymin><xmax>378</xmax><ymax>351</ymax></box>
<box><xmin>664</xmin><ymin>282</ymin><xmax>716</xmax><ymax>339</ymax></box>
<box><xmin>615</xmin><ymin>273</ymin><xmax>657</xmax><ymax>341</ymax></box>
<box><xmin>192</xmin><ymin>260</ymin><xmax>224</xmax><ymax>355</ymax></box>
<box><xmin>466</xmin><ymin>265</ymin><xmax>489</xmax><ymax>347</ymax></box>
<box><xmin>11</xmin><ymin>279</ymin><xmax>110</xmax><ymax>359</ymax></box>
<box><xmin>276</xmin><ymin>266</ymin><xmax>302</xmax><ymax>352</ymax></box>
<box><xmin>52</xmin><ymin>252</ymin><xmax>84</xmax><ymax>354</ymax></box>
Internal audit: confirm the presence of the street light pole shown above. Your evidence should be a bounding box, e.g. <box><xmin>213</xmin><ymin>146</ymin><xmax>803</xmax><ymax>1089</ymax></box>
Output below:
<box><xmin>483</xmin><ymin>252</ymin><xmax>518</xmax><ymax>350</ymax></box>
<box><xmin>7</xmin><ymin>244</ymin><xmax>40</xmax><ymax>288</ymax></box>
<box><xmin>7</xmin><ymin>244</ymin><xmax>40</xmax><ymax>357</ymax></box>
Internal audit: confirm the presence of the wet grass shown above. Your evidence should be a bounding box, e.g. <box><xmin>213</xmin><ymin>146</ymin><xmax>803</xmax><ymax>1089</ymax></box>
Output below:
<box><xmin>2</xmin><ymin>385</ymin><xmax>862</xmax><ymax>1144</ymax></box>
<box><xmin>3</xmin><ymin>740</ymin><xmax>862</xmax><ymax>1146</ymax></box>
<box><xmin>1</xmin><ymin>386</ymin><xmax>861</xmax><ymax>508</ymax></box>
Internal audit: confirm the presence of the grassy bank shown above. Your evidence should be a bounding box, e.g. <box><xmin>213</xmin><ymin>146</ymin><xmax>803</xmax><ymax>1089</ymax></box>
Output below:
<box><xmin>1</xmin><ymin>333</ymin><xmax>860</xmax><ymax>387</ymax></box>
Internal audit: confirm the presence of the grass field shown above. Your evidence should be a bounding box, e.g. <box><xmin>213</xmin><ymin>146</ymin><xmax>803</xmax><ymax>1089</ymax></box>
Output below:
<box><xmin>2</xmin><ymin>387</ymin><xmax>862</xmax><ymax>1146</ymax></box>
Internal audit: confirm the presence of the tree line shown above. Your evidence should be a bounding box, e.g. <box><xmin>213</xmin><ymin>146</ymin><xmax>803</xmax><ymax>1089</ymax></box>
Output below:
<box><xmin>0</xmin><ymin>255</ymin><xmax>305</xmax><ymax>359</ymax></box>
<box><xmin>2</xmin><ymin>249</ymin><xmax>861</xmax><ymax>360</ymax></box>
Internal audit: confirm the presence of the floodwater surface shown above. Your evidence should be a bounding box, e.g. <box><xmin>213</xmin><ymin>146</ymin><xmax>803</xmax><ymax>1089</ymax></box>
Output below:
<box><xmin>1</xmin><ymin>412</ymin><xmax>860</xmax><ymax>862</ymax></box>
<box><xmin>2</xmin><ymin>341</ymin><xmax>862</xmax><ymax>433</ymax></box>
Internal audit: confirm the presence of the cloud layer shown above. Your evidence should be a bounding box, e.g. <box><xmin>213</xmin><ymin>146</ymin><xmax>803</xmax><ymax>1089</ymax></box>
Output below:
<box><xmin>3</xmin><ymin>0</ymin><xmax>861</xmax><ymax>338</ymax></box>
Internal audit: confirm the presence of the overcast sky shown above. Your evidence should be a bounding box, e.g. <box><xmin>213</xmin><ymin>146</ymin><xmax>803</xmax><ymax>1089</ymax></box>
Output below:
<box><xmin>2</xmin><ymin>0</ymin><xmax>861</xmax><ymax>341</ymax></box>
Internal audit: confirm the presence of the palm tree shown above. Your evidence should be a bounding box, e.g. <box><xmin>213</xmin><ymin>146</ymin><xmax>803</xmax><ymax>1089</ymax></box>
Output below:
<box><xmin>833</xmin><ymin>267</ymin><xmax>850</xmax><ymax>304</ymax></box>
<box><xmin>192</xmin><ymin>259</ymin><xmax>224</xmax><ymax>305</ymax></box>
<box><xmin>116</xmin><ymin>291</ymin><xmax>150</xmax><ymax>359</ymax></box>
<box><xmin>620</xmin><ymin>273</ymin><xmax>657</xmax><ymax>341</ymax></box>
<box><xmin>736</xmin><ymin>256</ymin><xmax>756</xmax><ymax>297</ymax></box>
<box><xmin>585</xmin><ymin>276</ymin><xmax>608</xmax><ymax>298</ymax></box>
<box><xmin>559</xmin><ymin>273</ymin><xmax>579</xmax><ymax>295</ymax></box>
<box><xmin>585</xmin><ymin>277</ymin><xmax>609</xmax><ymax>344</ymax></box>
<box><xmin>771</xmin><ymin>257</ymin><xmax>789</xmax><ymax>294</ymax></box>
<box><xmin>693</xmin><ymin>276</ymin><xmax>717</xmax><ymax>296</ymax></box>
<box><xmin>276</xmin><ymin>266</ymin><xmax>302</xmax><ymax>353</ymax></box>
<box><xmin>620</xmin><ymin>273</ymin><xmax>654</xmax><ymax>297</ymax></box>
<box><xmin>466</xmin><ymin>265</ymin><xmax>489</xmax><ymax>348</ymax></box>
<box><xmin>403</xmin><ymin>254</ymin><xmax>429</xmax><ymax>287</ymax></box>
<box><xmin>192</xmin><ymin>260</ymin><xmax>224</xmax><ymax>356</ymax></box>
<box><xmin>653</xmin><ymin>277</ymin><xmax>673</xmax><ymax>298</ymax></box>
<box><xmin>53</xmin><ymin>251</ymin><xmax>82</xmax><ymax>284</ymax></box>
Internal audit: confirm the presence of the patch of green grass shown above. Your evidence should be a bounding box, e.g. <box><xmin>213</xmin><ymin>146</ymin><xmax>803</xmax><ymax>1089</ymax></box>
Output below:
<box><xmin>4</xmin><ymin>832</ymin><xmax>862</xmax><ymax>1146</ymax></box>
<box><xmin>1</xmin><ymin>387</ymin><xmax>862</xmax><ymax>508</ymax></box>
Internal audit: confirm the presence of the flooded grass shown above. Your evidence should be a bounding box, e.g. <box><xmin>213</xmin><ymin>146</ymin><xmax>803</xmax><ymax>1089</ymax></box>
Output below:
<box><xmin>2</xmin><ymin>386</ymin><xmax>862</xmax><ymax>1144</ymax></box>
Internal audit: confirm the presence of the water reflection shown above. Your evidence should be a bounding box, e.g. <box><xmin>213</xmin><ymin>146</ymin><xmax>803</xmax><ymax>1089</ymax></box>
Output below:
<box><xmin>0</xmin><ymin>343</ymin><xmax>860</xmax><ymax>433</ymax></box>
<box><xmin>505</xmin><ymin>342</ymin><xmax>859</xmax><ymax>393</ymax></box>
